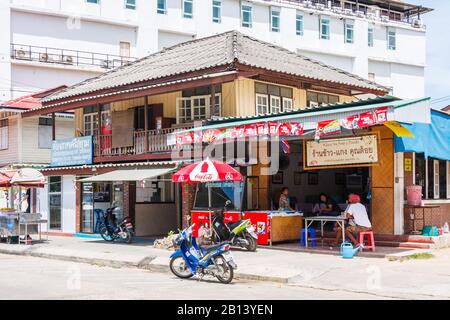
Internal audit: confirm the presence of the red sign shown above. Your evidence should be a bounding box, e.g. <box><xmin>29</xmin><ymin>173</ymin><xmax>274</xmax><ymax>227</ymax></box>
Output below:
<box><xmin>268</xmin><ymin>122</ymin><xmax>278</xmax><ymax>136</ymax></box>
<box><xmin>374</xmin><ymin>107</ymin><xmax>388</xmax><ymax>124</ymax></box>
<box><xmin>278</xmin><ymin>123</ymin><xmax>291</xmax><ymax>136</ymax></box>
<box><xmin>358</xmin><ymin>111</ymin><xmax>375</xmax><ymax>128</ymax></box>
<box><xmin>243</xmin><ymin>211</ymin><xmax>270</xmax><ymax>245</ymax></box>
<box><xmin>191</xmin><ymin>211</ymin><xmax>241</xmax><ymax>237</ymax></box>
<box><xmin>256</xmin><ymin>122</ymin><xmax>267</xmax><ymax>136</ymax></box>
<box><xmin>290</xmin><ymin>122</ymin><xmax>304</xmax><ymax>136</ymax></box>
<box><xmin>244</xmin><ymin>124</ymin><xmax>257</xmax><ymax>137</ymax></box>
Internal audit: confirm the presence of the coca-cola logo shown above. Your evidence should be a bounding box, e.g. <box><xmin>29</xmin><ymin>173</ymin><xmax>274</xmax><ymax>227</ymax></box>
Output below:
<box><xmin>225</xmin><ymin>172</ymin><xmax>233</xmax><ymax>181</ymax></box>
<box><xmin>194</xmin><ymin>173</ymin><xmax>213</xmax><ymax>181</ymax></box>
<box><xmin>177</xmin><ymin>175</ymin><xmax>185</xmax><ymax>182</ymax></box>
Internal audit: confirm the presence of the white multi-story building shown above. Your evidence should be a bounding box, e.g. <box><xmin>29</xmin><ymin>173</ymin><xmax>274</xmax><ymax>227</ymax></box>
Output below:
<box><xmin>0</xmin><ymin>0</ymin><xmax>431</xmax><ymax>102</ymax></box>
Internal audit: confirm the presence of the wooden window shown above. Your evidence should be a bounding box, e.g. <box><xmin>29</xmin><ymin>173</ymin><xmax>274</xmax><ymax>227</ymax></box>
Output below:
<box><xmin>270</xmin><ymin>96</ymin><xmax>281</xmax><ymax>113</ymax></box>
<box><xmin>120</xmin><ymin>42</ymin><xmax>131</xmax><ymax>57</ymax></box>
<box><xmin>0</xmin><ymin>119</ymin><xmax>8</xmax><ymax>150</ymax></box>
<box><xmin>177</xmin><ymin>94</ymin><xmax>221</xmax><ymax>123</ymax></box>
<box><xmin>256</xmin><ymin>94</ymin><xmax>269</xmax><ymax>115</ymax></box>
<box><xmin>38</xmin><ymin>117</ymin><xmax>53</xmax><ymax>149</ymax></box>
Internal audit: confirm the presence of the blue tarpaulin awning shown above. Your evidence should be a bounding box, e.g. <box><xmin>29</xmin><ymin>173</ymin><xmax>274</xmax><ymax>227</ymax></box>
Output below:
<box><xmin>394</xmin><ymin>110</ymin><xmax>450</xmax><ymax>160</ymax></box>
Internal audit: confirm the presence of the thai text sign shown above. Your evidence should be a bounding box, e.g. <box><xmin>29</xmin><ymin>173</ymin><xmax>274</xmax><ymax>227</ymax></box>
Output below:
<box><xmin>51</xmin><ymin>136</ymin><xmax>93</xmax><ymax>167</ymax></box>
<box><xmin>305</xmin><ymin>135</ymin><xmax>378</xmax><ymax>169</ymax></box>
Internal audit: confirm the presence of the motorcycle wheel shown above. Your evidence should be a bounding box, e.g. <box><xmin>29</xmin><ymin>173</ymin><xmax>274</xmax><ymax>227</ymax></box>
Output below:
<box><xmin>169</xmin><ymin>256</ymin><xmax>194</xmax><ymax>279</ymax></box>
<box><xmin>99</xmin><ymin>225</ymin><xmax>114</xmax><ymax>242</ymax></box>
<box><xmin>123</xmin><ymin>229</ymin><xmax>132</xmax><ymax>244</ymax></box>
<box><xmin>245</xmin><ymin>234</ymin><xmax>257</xmax><ymax>252</ymax></box>
<box><xmin>214</xmin><ymin>255</ymin><xmax>234</xmax><ymax>284</ymax></box>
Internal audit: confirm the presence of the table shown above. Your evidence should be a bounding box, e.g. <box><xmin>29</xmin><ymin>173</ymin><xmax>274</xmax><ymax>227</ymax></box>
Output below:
<box><xmin>19</xmin><ymin>219</ymin><xmax>48</xmax><ymax>244</ymax></box>
<box><xmin>304</xmin><ymin>216</ymin><xmax>346</xmax><ymax>248</ymax></box>
<box><xmin>404</xmin><ymin>205</ymin><xmax>441</xmax><ymax>234</ymax></box>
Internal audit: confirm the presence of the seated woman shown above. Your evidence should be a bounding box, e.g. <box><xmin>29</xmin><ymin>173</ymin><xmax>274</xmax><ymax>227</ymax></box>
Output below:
<box><xmin>278</xmin><ymin>187</ymin><xmax>294</xmax><ymax>211</ymax></box>
<box><xmin>335</xmin><ymin>194</ymin><xmax>372</xmax><ymax>247</ymax></box>
<box><xmin>316</xmin><ymin>193</ymin><xmax>340</xmax><ymax>217</ymax></box>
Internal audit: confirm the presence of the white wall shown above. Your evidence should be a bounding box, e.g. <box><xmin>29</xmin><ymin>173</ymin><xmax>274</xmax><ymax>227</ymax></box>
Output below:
<box><xmin>38</xmin><ymin>175</ymin><xmax>76</xmax><ymax>234</ymax></box>
<box><xmin>20</xmin><ymin>116</ymin><xmax>74</xmax><ymax>164</ymax></box>
<box><xmin>0</xmin><ymin>0</ymin><xmax>11</xmax><ymax>101</ymax></box>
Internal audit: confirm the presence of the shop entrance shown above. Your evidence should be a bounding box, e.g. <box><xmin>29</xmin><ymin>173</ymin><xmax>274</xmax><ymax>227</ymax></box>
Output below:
<box><xmin>269</xmin><ymin>140</ymin><xmax>372</xmax><ymax>218</ymax></box>
<box><xmin>80</xmin><ymin>181</ymin><xmax>124</xmax><ymax>233</ymax></box>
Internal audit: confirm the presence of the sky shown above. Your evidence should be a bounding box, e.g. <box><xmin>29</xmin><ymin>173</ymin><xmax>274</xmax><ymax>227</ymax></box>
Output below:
<box><xmin>408</xmin><ymin>0</ymin><xmax>450</xmax><ymax>109</ymax></box>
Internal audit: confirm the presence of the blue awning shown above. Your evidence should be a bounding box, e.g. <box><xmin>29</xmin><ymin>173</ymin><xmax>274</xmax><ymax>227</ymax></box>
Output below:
<box><xmin>394</xmin><ymin>110</ymin><xmax>450</xmax><ymax>160</ymax></box>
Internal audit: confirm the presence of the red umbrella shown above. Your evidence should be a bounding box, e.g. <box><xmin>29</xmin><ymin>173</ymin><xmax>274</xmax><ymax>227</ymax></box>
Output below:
<box><xmin>172</xmin><ymin>158</ymin><xmax>243</xmax><ymax>183</ymax></box>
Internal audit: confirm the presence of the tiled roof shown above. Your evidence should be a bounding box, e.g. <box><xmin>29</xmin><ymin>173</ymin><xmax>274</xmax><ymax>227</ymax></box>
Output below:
<box><xmin>42</xmin><ymin>31</ymin><xmax>388</xmax><ymax>104</ymax></box>
<box><xmin>1</xmin><ymin>86</ymin><xmax>67</xmax><ymax>110</ymax></box>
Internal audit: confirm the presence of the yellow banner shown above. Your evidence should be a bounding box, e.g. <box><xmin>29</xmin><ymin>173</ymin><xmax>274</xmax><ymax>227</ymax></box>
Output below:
<box><xmin>384</xmin><ymin>121</ymin><xmax>415</xmax><ymax>138</ymax></box>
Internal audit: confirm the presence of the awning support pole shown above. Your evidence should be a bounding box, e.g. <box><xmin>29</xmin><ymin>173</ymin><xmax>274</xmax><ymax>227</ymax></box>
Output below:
<box><xmin>144</xmin><ymin>96</ymin><xmax>149</xmax><ymax>153</ymax></box>
<box><xmin>51</xmin><ymin>112</ymin><xmax>56</xmax><ymax>141</ymax></box>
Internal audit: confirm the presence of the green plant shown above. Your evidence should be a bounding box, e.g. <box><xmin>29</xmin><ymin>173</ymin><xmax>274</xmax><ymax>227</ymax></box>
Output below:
<box><xmin>405</xmin><ymin>252</ymin><xmax>434</xmax><ymax>260</ymax></box>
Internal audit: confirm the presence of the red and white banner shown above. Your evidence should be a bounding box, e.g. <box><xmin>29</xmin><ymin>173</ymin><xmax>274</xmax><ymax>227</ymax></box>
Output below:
<box><xmin>174</xmin><ymin>107</ymin><xmax>389</xmax><ymax>146</ymax></box>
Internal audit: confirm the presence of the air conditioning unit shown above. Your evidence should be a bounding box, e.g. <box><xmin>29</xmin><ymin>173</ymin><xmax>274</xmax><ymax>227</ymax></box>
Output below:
<box><xmin>14</xmin><ymin>49</ymin><xmax>31</xmax><ymax>60</ymax></box>
<box><xmin>39</xmin><ymin>53</ymin><xmax>49</xmax><ymax>62</ymax></box>
<box><xmin>380</xmin><ymin>15</ymin><xmax>389</xmax><ymax>22</ymax></box>
<box><xmin>355</xmin><ymin>10</ymin><xmax>365</xmax><ymax>18</ymax></box>
<box><xmin>343</xmin><ymin>8</ymin><xmax>353</xmax><ymax>16</ymax></box>
<box><xmin>316</xmin><ymin>3</ymin><xmax>325</xmax><ymax>11</ymax></box>
<box><xmin>411</xmin><ymin>18</ymin><xmax>423</xmax><ymax>28</ymax></box>
<box><xmin>100</xmin><ymin>59</ymin><xmax>110</xmax><ymax>68</ymax></box>
<box><xmin>366</xmin><ymin>12</ymin><xmax>376</xmax><ymax>20</ymax></box>
<box><xmin>303</xmin><ymin>0</ymin><xmax>313</xmax><ymax>8</ymax></box>
<box><xmin>332</xmin><ymin>6</ymin><xmax>343</xmax><ymax>14</ymax></box>
<box><xmin>62</xmin><ymin>55</ymin><xmax>74</xmax><ymax>64</ymax></box>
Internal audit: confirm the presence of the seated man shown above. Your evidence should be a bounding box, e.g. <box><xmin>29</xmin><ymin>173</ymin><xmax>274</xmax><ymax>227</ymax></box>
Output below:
<box><xmin>335</xmin><ymin>194</ymin><xmax>372</xmax><ymax>247</ymax></box>
<box><xmin>278</xmin><ymin>187</ymin><xmax>294</xmax><ymax>211</ymax></box>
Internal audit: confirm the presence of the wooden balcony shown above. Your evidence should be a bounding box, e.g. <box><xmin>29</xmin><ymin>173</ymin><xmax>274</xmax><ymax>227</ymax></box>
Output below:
<box><xmin>93</xmin><ymin>126</ymin><xmax>192</xmax><ymax>161</ymax></box>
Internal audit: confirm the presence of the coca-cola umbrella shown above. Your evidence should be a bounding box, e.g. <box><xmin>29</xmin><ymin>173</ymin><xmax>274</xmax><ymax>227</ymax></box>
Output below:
<box><xmin>172</xmin><ymin>158</ymin><xmax>243</xmax><ymax>183</ymax></box>
<box><xmin>172</xmin><ymin>158</ymin><xmax>243</xmax><ymax>209</ymax></box>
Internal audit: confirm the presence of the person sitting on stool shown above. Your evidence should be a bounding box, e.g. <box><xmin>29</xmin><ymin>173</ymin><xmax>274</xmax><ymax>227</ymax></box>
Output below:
<box><xmin>335</xmin><ymin>193</ymin><xmax>372</xmax><ymax>247</ymax></box>
<box><xmin>278</xmin><ymin>187</ymin><xmax>294</xmax><ymax>211</ymax></box>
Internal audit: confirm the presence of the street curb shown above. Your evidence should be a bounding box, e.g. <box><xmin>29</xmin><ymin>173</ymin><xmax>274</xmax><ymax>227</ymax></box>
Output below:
<box><xmin>0</xmin><ymin>248</ymin><xmax>290</xmax><ymax>284</ymax></box>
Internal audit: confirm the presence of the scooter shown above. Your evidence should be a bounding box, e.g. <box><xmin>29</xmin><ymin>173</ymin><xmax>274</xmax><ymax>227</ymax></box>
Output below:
<box><xmin>169</xmin><ymin>224</ymin><xmax>237</xmax><ymax>284</ymax></box>
<box><xmin>211</xmin><ymin>202</ymin><xmax>258</xmax><ymax>251</ymax></box>
<box><xmin>99</xmin><ymin>206</ymin><xmax>134</xmax><ymax>244</ymax></box>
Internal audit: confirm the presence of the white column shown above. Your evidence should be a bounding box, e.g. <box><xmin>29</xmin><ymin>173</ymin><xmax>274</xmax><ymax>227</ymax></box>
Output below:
<box><xmin>393</xmin><ymin>152</ymin><xmax>405</xmax><ymax>235</ymax></box>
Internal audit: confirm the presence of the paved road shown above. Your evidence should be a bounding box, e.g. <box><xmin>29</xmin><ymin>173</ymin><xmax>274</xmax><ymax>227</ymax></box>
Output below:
<box><xmin>0</xmin><ymin>254</ymin><xmax>389</xmax><ymax>300</ymax></box>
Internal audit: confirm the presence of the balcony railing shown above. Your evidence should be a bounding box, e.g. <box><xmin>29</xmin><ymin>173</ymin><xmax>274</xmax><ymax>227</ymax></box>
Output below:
<box><xmin>93</xmin><ymin>126</ymin><xmax>193</xmax><ymax>158</ymax></box>
<box><xmin>272</xmin><ymin>0</ymin><xmax>425</xmax><ymax>27</ymax></box>
<box><xmin>11</xmin><ymin>43</ymin><xmax>137</xmax><ymax>69</ymax></box>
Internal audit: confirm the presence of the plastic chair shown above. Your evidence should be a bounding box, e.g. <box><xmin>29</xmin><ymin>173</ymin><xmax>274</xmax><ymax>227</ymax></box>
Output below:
<box><xmin>300</xmin><ymin>228</ymin><xmax>317</xmax><ymax>248</ymax></box>
<box><xmin>94</xmin><ymin>209</ymin><xmax>104</xmax><ymax>234</ymax></box>
<box><xmin>358</xmin><ymin>231</ymin><xmax>375</xmax><ymax>251</ymax></box>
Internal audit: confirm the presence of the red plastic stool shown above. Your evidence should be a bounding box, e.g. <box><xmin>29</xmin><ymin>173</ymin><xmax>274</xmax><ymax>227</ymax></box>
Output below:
<box><xmin>358</xmin><ymin>231</ymin><xmax>375</xmax><ymax>251</ymax></box>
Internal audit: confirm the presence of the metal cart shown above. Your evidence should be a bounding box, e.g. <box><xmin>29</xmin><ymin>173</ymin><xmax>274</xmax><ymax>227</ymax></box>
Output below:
<box><xmin>0</xmin><ymin>212</ymin><xmax>47</xmax><ymax>244</ymax></box>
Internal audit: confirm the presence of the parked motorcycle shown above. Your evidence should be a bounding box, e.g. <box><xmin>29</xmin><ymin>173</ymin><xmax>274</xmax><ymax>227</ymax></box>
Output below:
<box><xmin>211</xmin><ymin>203</ymin><xmax>258</xmax><ymax>251</ymax></box>
<box><xmin>169</xmin><ymin>224</ymin><xmax>237</xmax><ymax>284</ymax></box>
<box><xmin>99</xmin><ymin>207</ymin><xmax>134</xmax><ymax>244</ymax></box>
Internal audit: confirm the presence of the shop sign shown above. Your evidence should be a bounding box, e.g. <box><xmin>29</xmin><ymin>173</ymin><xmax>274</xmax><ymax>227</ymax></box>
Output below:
<box><xmin>304</xmin><ymin>134</ymin><xmax>379</xmax><ymax>169</ymax></box>
<box><xmin>50</xmin><ymin>136</ymin><xmax>93</xmax><ymax>167</ymax></box>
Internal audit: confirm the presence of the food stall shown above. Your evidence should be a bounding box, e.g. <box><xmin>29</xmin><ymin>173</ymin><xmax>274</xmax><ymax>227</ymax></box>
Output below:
<box><xmin>172</xmin><ymin>158</ymin><xmax>244</xmax><ymax>238</ymax></box>
<box><xmin>0</xmin><ymin>168</ymin><xmax>47</xmax><ymax>244</ymax></box>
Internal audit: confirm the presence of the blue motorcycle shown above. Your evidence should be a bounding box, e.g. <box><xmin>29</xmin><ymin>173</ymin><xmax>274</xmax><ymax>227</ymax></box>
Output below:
<box><xmin>169</xmin><ymin>224</ymin><xmax>237</xmax><ymax>284</ymax></box>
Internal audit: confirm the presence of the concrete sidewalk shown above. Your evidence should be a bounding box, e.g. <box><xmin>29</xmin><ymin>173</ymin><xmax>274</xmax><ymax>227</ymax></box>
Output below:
<box><xmin>1</xmin><ymin>236</ymin><xmax>449</xmax><ymax>299</ymax></box>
